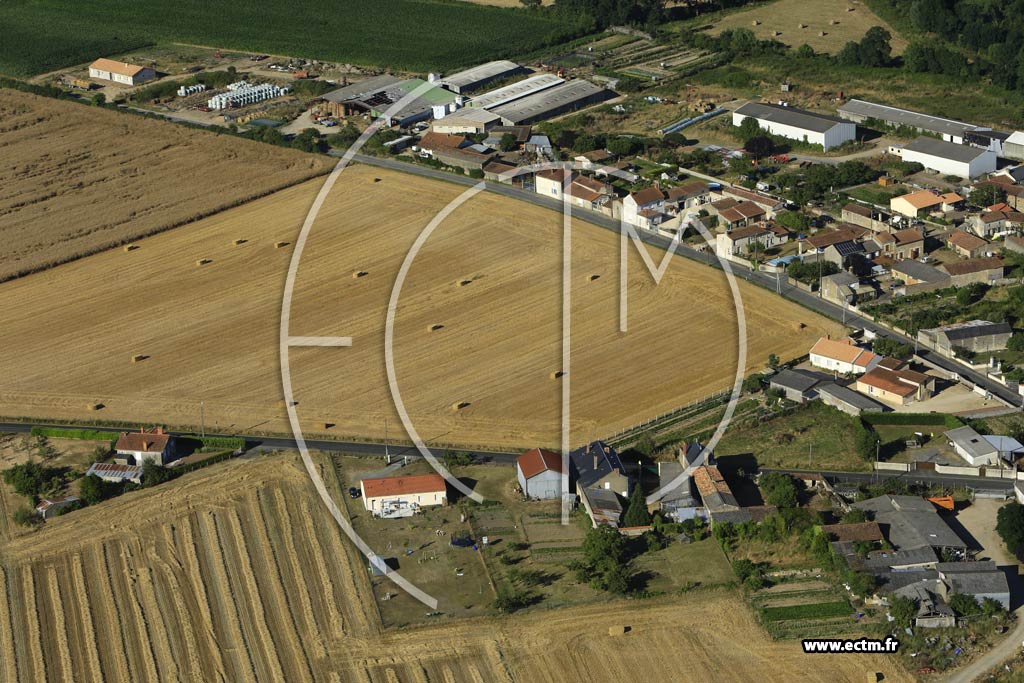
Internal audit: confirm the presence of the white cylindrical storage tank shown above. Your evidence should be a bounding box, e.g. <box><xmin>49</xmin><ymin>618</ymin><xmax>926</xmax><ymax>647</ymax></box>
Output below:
<box><xmin>432</xmin><ymin>104</ymin><xmax>447</xmax><ymax>119</ymax></box>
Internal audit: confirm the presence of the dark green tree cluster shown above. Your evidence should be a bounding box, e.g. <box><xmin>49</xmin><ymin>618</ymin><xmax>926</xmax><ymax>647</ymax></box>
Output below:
<box><xmin>786</xmin><ymin>260</ymin><xmax>839</xmax><ymax>285</ymax></box>
<box><xmin>571</xmin><ymin>524</ymin><xmax>633</xmax><ymax>593</ymax></box>
<box><xmin>836</xmin><ymin>27</ymin><xmax>893</xmax><ymax>67</ymax></box>
<box><xmin>758</xmin><ymin>472</ymin><xmax>799</xmax><ymax>509</ymax></box>
<box><xmin>552</xmin><ymin>0</ymin><xmax>665</xmax><ymax>31</ymax></box>
<box><xmin>623</xmin><ymin>482</ymin><xmax>652</xmax><ymax>527</ymax></box>
<box><xmin>2</xmin><ymin>460</ymin><xmax>64</xmax><ymax>498</ymax></box>
<box><xmin>997</xmin><ymin>501</ymin><xmax>1024</xmax><ymax>561</ymax></box>
<box><xmin>872</xmin><ymin>337</ymin><xmax>912</xmax><ymax>359</ymax></box>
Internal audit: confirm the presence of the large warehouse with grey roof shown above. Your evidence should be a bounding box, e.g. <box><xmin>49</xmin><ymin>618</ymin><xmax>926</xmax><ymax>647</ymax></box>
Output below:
<box><xmin>490</xmin><ymin>79</ymin><xmax>614</xmax><ymax>125</ymax></box>
<box><xmin>732</xmin><ymin>101</ymin><xmax>856</xmax><ymax>151</ymax></box>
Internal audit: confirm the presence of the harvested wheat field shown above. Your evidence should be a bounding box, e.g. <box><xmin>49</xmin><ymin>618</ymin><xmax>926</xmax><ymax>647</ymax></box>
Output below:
<box><xmin>0</xmin><ymin>452</ymin><xmax>911</xmax><ymax>683</ymax></box>
<box><xmin>0</xmin><ymin>163</ymin><xmax>841</xmax><ymax>448</ymax></box>
<box><xmin>705</xmin><ymin>0</ymin><xmax>907</xmax><ymax>55</ymax></box>
<box><xmin>0</xmin><ymin>88</ymin><xmax>329</xmax><ymax>281</ymax></box>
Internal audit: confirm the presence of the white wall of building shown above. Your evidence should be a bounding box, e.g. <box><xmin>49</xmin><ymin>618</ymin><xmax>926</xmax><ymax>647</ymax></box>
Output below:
<box><xmin>732</xmin><ymin>112</ymin><xmax>855</xmax><ymax>151</ymax></box>
<box><xmin>898</xmin><ymin>148</ymin><xmax>997</xmax><ymax>179</ymax></box>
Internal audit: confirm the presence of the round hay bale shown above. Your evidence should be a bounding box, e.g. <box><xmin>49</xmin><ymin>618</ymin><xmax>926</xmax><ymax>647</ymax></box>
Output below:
<box><xmin>87</xmin><ymin>402</ymin><xmax>104</xmax><ymax>411</ymax></box>
<box><xmin>794</xmin><ymin>322</ymin><xmax>807</xmax><ymax>331</ymax></box>
<box><xmin>319</xmin><ymin>422</ymin><xmax>334</xmax><ymax>430</ymax></box>
<box><xmin>751</xmin><ymin>19</ymin><xmax>760</xmax><ymax>26</ymax></box>
<box><xmin>819</xmin><ymin>31</ymin><xmax>827</xmax><ymax>36</ymax></box>
<box><xmin>451</xmin><ymin>401</ymin><xmax>470</xmax><ymax>411</ymax></box>
<box><xmin>550</xmin><ymin>370</ymin><xmax>565</xmax><ymax>380</ymax></box>
<box><xmin>123</xmin><ymin>244</ymin><xmax>139</xmax><ymax>252</ymax></box>
<box><xmin>428</xmin><ymin>324</ymin><xmax>445</xmax><ymax>332</ymax></box>
<box><xmin>829</xmin><ymin>19</ymin><xmax>839</xmax><ymax>24</ymax></box>
<box><xmin>589</xmin><ymin>274</ymin><xmax>601</xmax><ymax>281</ymax></box>
<box><xmin>274</xmin><ymin>241</ymin><xmax>290</xmax><ymax>249</ymax></box>
<box><xmin>196</xmin><ymin>258</ymin><xmax>212</xmax><ymax>266</ymax></box>
<box><xmin>772</xmin><ymin>30</ymin><xmax>781</xmax><ymax>36</ymax></box>
<box><xmin>131</xmin><ymin>354</ymin><xmax>146</xmax><ymax>363</ymax></box>
<box><xmin>458</xmin><ymin>279</ymin><xmax>473</xmax><ymax>287</ymax></box>
<box><xmin>234</xmin><ymin>239</ymin><xmax>248</xmax><ymax>246</ymax></box>
<box><xmin>798</xmin><ymin>22</ymin><xmax>807</xmax><ymax>28</ymax></box>
<box><xmin>608</xmin><ymin>625</ymin><xmax>631</xmax><ymax>636</ymax></box>
<box><xmin>353</xmin><ymin>270</ymin><xmax>369</xmax><ymax>278</ymax></box>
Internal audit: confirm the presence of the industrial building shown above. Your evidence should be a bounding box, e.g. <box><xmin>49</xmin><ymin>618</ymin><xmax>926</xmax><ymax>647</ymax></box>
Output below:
<box><xmin>1004</xmin><ymin>131</ymin><xmax>1024</xmax><ymax>161</ymax></box>
<box><xmin>837</xmin><ymin>99</ymin><xmax>974</xmax><ymax>143</ymax></box>
<box><xmin>430</xmin><ymin>107</ymin><xmax>501</xmax><ymax>135</ymax></box>
<box><xmin>437</xmin><ymin>60</ymin><xmax>526</xmax><ymax>94</ymax></box>
<box><xmin>892</xmin><ymin>137</ymin><xmax>997</xmax><ymax>179</ymax></box>
<box><xmin>468</xmin><ymin>73</ymin><xmax>564</xmax><ymax>110</ymax></box>
<box><xmin>918</xmin><ymin>320</ymin><xmax>1012</xmax><ymax>356</ymax></box>
<box><xmin>88</xmin><ymin>58</ymin><xmax>157</xmax><ymax>86</ymax></box>
<box><xmin>318</xmin><ymin>75</ymin><xmax>459</xmax><ymax>127</ymax></box>
<box><xmin>732</xmin><ymin>102</ymin><xmax>856</xmax><ymax>151</ymax></box>
<box><xmin>490</xmin><ymin>79</ymin><xmax>614</xmax><ymax>126</ymax></box>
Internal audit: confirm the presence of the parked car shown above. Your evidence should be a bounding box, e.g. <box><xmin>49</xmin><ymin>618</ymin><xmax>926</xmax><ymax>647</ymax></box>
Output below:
<box><xmin>348</xmin><ymin>487</ymin><xmax>360</xmax><ymax>499</ymax></box>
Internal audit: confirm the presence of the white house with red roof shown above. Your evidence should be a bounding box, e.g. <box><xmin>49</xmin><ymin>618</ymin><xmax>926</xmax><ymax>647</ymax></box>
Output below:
<box><xmin>809</xmin><ymin>337</ymin><xmax>881</xmax><ymax>375</ymax></box>
<box><xmin>623</xmin><ymin>186</ymin><xmax>665</xmax><ymax>227</ymax></box>
<box><xmin>516</xmin><ymin>447</ymin><xmax>564</xmax><ymax>499</ymax></box>
<box><xmin>360</xmin><ymin>473</ymin><xmax>447</xmax><ymax>518</ymax></box>
<box><xmin>115</xmin><ymin>427</ymin><xmax>175</xmax><ymax>466</ymax></box>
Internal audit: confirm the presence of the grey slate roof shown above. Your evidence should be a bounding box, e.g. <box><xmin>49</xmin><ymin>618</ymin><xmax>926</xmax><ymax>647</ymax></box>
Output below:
<box><xmin>944</xmin><ymin>426</ymin><xmax>998</xmax><ymax>462</ymax></box>
<box><xmin>816</xmin><ymin>382</ymin><xmax>888</xmax><ymax>412</ymax></box>
<box><xmin>938</xmin><ymin>320</ymin><xmax>1012</xmax><ymax>342</ymax></box>
<box><xmin>321</xmin><ymin>75</ymin><xmax>402</xmax><ymax>103</ymax></box>
<box><xmin>570</xmin><ymin>440</ymin><xmax>627</xmax><ymax>489</ymax></box>
<box><xmin>853</xmin><ymin>495</ymin><xmax>966</xmax><ymax>551</ymax></box>
<box><xmin>892</xmin><ymin>259</ymin><xmax>950</xmax><ymax>284</ymax></box>
<box><xmin>837</xmin><ymin>99</ymin><xmax>974</xmax><ymax>139</ymax></box>
<box><xmin>903</xmin><ymin>136</ymin><xmax>992</xmax><ymax>163</ymax></box>
<box><xmin>943</xmin><ymin>570</ymin><xmax>1011</xmax><ymax>596</ymax></box>
<box><xmin>735</xmin><ymin>102</ymin><xmax>851</xmax><ymax>133</ymax></box>
<box><xmin>770</xmin><ymin>368</ymin><xmax>827</xmax><ymax>393</ymax></box>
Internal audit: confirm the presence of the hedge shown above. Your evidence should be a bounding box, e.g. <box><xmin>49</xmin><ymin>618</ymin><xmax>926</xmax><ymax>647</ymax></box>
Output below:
<box><xmin>860</xmin><ymin>413</ymin><xmax>963</xmax><ymax>429</ymax></box>
<box><xmin>30</xmin><ymin>426</ymin><xmax>117</xmax><ymax>441</ymax></box>
<box><xmin>173</xmin><ymin>450</ymin><xmax>238</xmax><ymax>475</ymax></box>
<box><xmin>177</xmin><ymin>434</ymin><xmax>246</xmax><ymax>450</ymax></box>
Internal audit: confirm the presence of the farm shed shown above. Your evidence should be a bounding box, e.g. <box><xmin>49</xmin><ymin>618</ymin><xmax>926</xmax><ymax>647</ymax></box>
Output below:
<box><xmin>86</xmin><ymin>462</ymin><xmax>143</xmax><ymax>485</ymax></box>
<box><xmin>837</xmin><ymin>99</ymin><xmax>974</xmax><ymax>143</ymax></box>
<box><xmin>88</xmin><ymin>58</ymin><xmax>156</xmax><ymax>86</ymax></box>
<box><xmin>917</xmin><ymin>319</ymin><xmax>1012</xmax><ymax>356</ymax></box>
<box><xmin>35</xmin><ymin>495</ymin><xmax>79</xmax><ymax>519</ymax></box>
<box><xmin>516</xmin><ymin>447</ymin><xmax>564</xmax><ymax>499</ymax></box>
<box><xmin>437</xmin><ymin>60</ymin><xmax>526</xmax><ymax>94</ymax></box>
<box><xmin>732</xmin><ymin>101</ymin><xmax>855</xmax><ymax>151</ymax></box>
<box><xmin>468</xmin><ymin>74</ymin><xmax>564</xmax><ymax>110</ymax></box>
<box><xmin>892</xmin><ymin>137</ymin><xmax>997</xmax><ymax>179</ymax></box>
<box><xmin>360</xmin><ymin>473</ymin><xmax>447</xmax><ymax>518</ymax></box>
<box><xmin>490</xmin><ymin>80</ymin><xmax>614</xmax><ymax>126</ymax></box>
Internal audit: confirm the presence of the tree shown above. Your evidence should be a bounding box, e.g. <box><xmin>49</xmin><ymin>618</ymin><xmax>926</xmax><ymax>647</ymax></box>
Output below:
<box><xmin>858</xmin><ymin>27</ymin><xmax>892</xmax><ymax>67</ymax></box>
<box><xmin>743</xmin><ymin>135</ymin><xmax>773</xmax><ymax>158</ymax></box>
<box><xmin>997</xmin><ymin>502</ymin><xmax>1024</xmax><ymax>560</ymax></box>
<box><xmin>736</xmin><ymin>116</ymin><xmax>762</xmax><ymax>143</ymax></box>
<box><xmin>796</xmin><ymin>44</ymin><xmax>815</xmax><ymax>58</ymax></box>
<box><xmin>872</xmin><ymin>337</ymin><xmax>912</xmax><ymax>359</ymax></box>
<box><xmin>573</xmin><ymin>524</ymin><xmax>632</xmax><ymax>593</ymax></box>
<box><xmin>774</xmin><ymin>210</ymin><xmax>810</xmax><ymax>233</ymax></box>
<box><xmin>759</xmin><ymin>472</ymin><xmax>799</xmax><ymax>508</ymax></box>
<box><xmin>970</xmin><ymin>184</ymin><xmax>1007</xmax><ymax>208</ymax></box>
<box><xmin>499</xmin><ymin>132</ymin><xmax>518</xmax><ymax>152</ymax></box>
<box><xmin>767</xmin><ymin>353</ymin><xmax>781</xmax><ymax>370</ymax></box>
<box><xmin>2</xmin><ymin>460</ymin><xmax>62</xmax><ymax>498</ymax></box>
<box><xmin>493</xmin><ymin>585</ymin><xmax>531</xmax><ymax>612</ymax></box>
<box><xmin>606</xmin><ymin>136</ymin><xmax>636</xmax><ymax>157</ymax></box>
<box><xmin>91</xmin><ymin>93</ymin><xmax>106</xmax><ymax>107</ymax></box>
<box><xmin>624</xmin><ymin>482</ymin><xmax>652</xmax><ymax>527</ymax></box>
<box><xmin>889</xmin><ymin>596</ymin><xmax>917</xmax><ymax>628</ymax></box>
<box><xmin>141</xmin><ymin>460</ymin><xmax>177</xmax><ymax>488</ymax></box>
<box><xmin>948</xmin><ymin>593</ymin><xmax>981</xmax><ymax>617</ymax></box>
<box><xmin>79</xmin><ymin>473</ymin><xmax>108</xmax><ymax>505</ymax></box>
<box><xmin>841</xmin><ymin>508</ymin><xmax>868</xmax><ymax>524</ymax></box>
<box><xmin>11</xmin><ymin>506</ymin><xmax>38</xmax><ymax>527</ymax></box>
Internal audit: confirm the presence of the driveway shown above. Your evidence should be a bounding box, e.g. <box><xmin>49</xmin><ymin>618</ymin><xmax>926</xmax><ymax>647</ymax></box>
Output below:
<box><xmin>944</xmin><ymin>499</ymin><xmax>1023</xmax><ymax>683</ymax></box>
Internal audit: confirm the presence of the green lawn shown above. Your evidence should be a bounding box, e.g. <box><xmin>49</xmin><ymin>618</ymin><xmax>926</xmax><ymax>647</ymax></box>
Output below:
<box><xmin>0</xmin><ymin>0</ymin><xmax>578</xmax><ymax>77</ymax></box>
<box><xmin>716</xmin><ymin>401</ymin><xmax>872</xmax><ymax>472</ymax></box>
<box><xmin>633</xmin><ymin>537</ymin><xmax>735</xmax><ymax>592</ymax></box>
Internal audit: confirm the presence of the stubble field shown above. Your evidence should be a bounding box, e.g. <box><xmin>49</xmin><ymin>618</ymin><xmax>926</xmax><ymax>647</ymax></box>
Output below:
<box><xmin>0</xmin><ymin>162</ymin><xmax>841</xmax><ymax>449</ymax></box>
<box><xmin>0</xmin><ymin>89</ymin><xmax>330</xmax><ymax>281</ymax></box>
<box><xmin>704</xmin><ymin>0</ymin><xmax>907</xmax><ymax>55</ymax></box>
<box><xmin>0</xmin><ymin>452</ymin><xmax>913</xmax><ymax>683</ymax></box>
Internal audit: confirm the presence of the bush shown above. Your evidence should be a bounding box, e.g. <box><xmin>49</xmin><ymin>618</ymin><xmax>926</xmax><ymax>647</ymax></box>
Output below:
<box><xmin>2</xmin><ymin>460</ymin><xmax>64</xmax><ymax>498</ymax></box>
<box><xmin>12</xmin><ymin>506</ymin><xmax>39</xmax><ymax>527</ymax></box>
<box><xmin>493</xmin><ymin>585</ymin><xmax>531</xmax><ymax>613</ymax></box>
<box><xmin>758</xmin><ymin>472</ymin><xmax>799</xmax><ymax>509</ymax></box>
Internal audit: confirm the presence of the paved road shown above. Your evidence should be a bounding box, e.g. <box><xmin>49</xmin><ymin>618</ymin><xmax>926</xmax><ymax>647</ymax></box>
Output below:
<box><xmin>0</xmin><ymin>422</ymin><xmax>520</xmax><ymax>464</ymax></box>
<box><xmin>347</xmin><ymin>153</ymin><xmax>1024</xmax><ymax>410</ymax></box>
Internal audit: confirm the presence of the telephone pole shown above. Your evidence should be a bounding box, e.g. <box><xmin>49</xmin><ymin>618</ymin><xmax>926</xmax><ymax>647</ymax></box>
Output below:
<box><xmin>200</xmin><ymin>401</ymin><xmax>206</xmax><ymax>439</ymax></box>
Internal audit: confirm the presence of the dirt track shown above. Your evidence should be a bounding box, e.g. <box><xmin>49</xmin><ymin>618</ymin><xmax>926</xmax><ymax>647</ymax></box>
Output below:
<box><xmin>0</xmin><ymin>453</ymin><xmax>912</xmax><ymax>682</ymax></box>
<box><xmin>0</xmin><ymin>164</ymin><xmax>841</xmax><ymax>449</ymax></box>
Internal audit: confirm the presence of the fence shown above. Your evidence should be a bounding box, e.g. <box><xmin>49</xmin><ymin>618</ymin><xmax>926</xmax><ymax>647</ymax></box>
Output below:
<box><xmin>605</xmin><ymin>388</ymin><xmax>731</xmax><ymax>445</ymax></box>
<box><xmin>873</xmin><ymin>461</ymin><xmax>1024</xmax><ymax>480</ymax></box>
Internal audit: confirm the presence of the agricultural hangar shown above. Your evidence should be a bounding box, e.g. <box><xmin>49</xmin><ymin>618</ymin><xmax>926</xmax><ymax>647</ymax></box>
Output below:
<box><xmin>732</xmin><ymin>101</ymin><xmax>856</xmax><ymax>151</ymax></box>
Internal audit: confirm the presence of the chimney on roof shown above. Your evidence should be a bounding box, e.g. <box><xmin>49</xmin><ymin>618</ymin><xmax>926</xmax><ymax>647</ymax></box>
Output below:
<box><xmin>155</xmin><ymin>426</ymin><xmax>163</xmax><ymax>435</ymax></box>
